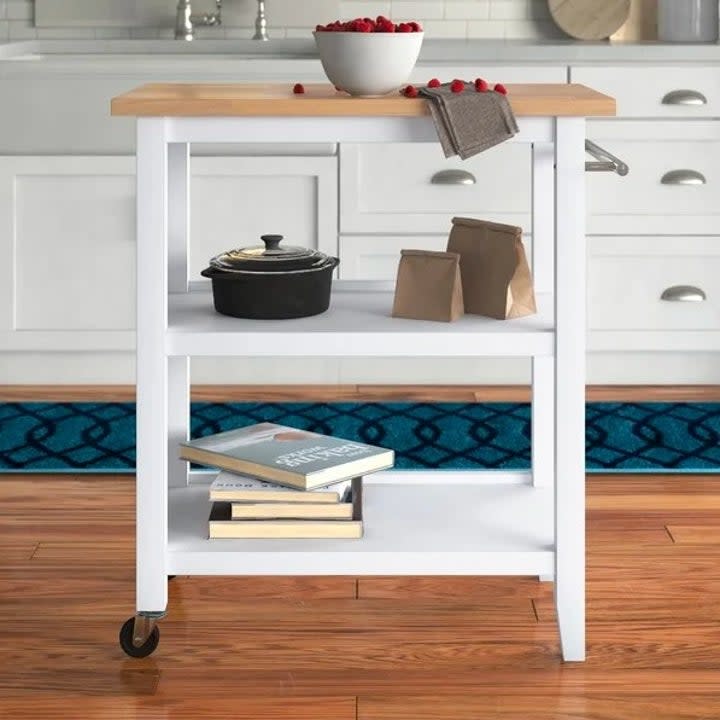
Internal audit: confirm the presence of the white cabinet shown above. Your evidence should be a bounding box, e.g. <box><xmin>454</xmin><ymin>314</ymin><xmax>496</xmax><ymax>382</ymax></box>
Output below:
<box><xmin>339</xmin><ymin>234</ymin><xmax>533</xmax><ymax>281</ymax></box>
<box><xmin>586</xmin><ymin>121</ymin><xmax>720</xmax><ymax>235</ymax></box>
<box><xmin>340</xmin><ymin>143</ymin><xmax>531</xmax><ymax>234</ymax></box>
<box><xmin>588</xmin><ymin>236</ymin><xmax>720</xmax><ymax>349</ymax></box>
<box><xmin>0</xmin><ymin>155</ymin><xmax>337</xmax><ymax>353</ymax></box>
<box><xmin>571</xmin><ymin>66</ymin><xmax>720</xmax><ymax>118</ymax></box>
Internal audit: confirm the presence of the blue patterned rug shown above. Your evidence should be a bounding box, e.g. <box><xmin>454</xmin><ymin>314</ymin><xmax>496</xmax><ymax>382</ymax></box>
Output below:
<box><xmin>1</xmin><ymin>402</ymin><xmax>719</xmax><ymax>473</ymax></box>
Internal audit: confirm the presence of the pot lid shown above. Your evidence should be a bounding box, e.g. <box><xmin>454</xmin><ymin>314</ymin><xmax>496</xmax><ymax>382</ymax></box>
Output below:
<box><xmin>210</xmin><ymin>235</ymin><xmax>324</xmax><ymax>272</ymax></box>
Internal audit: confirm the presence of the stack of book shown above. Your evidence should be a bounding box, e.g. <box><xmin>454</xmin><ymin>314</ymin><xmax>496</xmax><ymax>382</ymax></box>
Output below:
<box><xmin>179</xmin><ymin>422</ymin><xmax>395</xmax><ymax>539</ymax></box>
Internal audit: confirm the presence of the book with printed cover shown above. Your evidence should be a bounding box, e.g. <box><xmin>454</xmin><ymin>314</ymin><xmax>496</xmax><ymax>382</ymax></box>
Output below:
<box><xmin>208</xmin><ymin>477</ymin><xmax>364</xmax><ymax>539</ymax></box>
<box><xmin>180</xmin><ymin>422</ymin><xmax>393</xmax><ymax>490</ymax></box>
<box><xmin>209</xmin><ymin>471</ymin><xmax>350</xmax><ymax>504</ymax></box>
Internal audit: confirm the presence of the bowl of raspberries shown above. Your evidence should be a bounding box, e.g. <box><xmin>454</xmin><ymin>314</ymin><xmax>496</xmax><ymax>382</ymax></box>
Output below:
<box><xmin>313</xmin><ymin>16</ymin><xmax>423</xmax><ymax>97</ymax></box>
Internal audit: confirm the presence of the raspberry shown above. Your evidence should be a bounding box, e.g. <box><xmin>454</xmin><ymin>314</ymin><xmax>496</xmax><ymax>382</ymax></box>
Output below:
<box><xmin>494</xmin><ymin>83</ymin><xmax>508</xmax><ymax>95</ymax></box>
<box><xmin>450</xmin><ymin>79</ymin><xmax>465</xmax><ymax>93</ymax></box>
<box><xmin>397</xmin><ymin>22</ymin><xmax>413</xmax><ymax>32</ymax></box>
<box><xmin>427</xmin><ymin>78</ymin><xmax>441</xmax><ymax>88</ymax></box>
<box><xmin>474</xmin><ymin>78</ymin><xmax>489</xmax><ymax>93</ymax></box>
<box><xmin>402</xmin><ymin>84</ymin><xmax>419</xmax><ymax>98</ymax></box>
<box><xmin>334</xmin><ymin>85</ymin><xmax>345</xmax><ymax>92</ymax></box>
<box><xmin>293</xmin><ymin>83</ymin><xmax>305</xmax><ymax>94</ymax></box>
<box><xmin>375</xmin><ymin>15</ymin><xmax>395</xmax><ymax>32</ymax></box>
<box><xmin>315</xmin><ymin>24</ymin><xmax>325</xmax><ymax>32</ymax></box>
<box><xmin>409</xmin><ymin>21</ymin><xmax>422</xmax><ymax>32</ymax></box>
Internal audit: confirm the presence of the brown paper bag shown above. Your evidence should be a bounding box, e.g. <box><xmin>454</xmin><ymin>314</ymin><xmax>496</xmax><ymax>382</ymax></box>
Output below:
<box><xmin>446</xmin><ymin>217</ymin><xmax>536</xmax><ymax>320</ymax></box>
<box><xmin>392</xmin><ymin>249</ymin><xmax>464</xmax><ymax>322</ymax></box>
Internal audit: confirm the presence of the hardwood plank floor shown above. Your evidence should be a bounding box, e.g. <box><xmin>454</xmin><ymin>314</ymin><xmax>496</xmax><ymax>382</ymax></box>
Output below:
<box><xmin>3</xmin><ymin>383</ymin><xmax>720</xmax><ymax>402</ymax></box>
<box><xmin>1</xmin><ymin>475</ymin><xmax>719</xmax><ymax>718</ymax></box>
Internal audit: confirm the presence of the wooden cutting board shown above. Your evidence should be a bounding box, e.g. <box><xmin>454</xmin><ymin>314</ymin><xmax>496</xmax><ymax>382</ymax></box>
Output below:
<box><xmin>549</xmin><ymin>0</ymin><xmax>631</xmax><ymax>40</ymax></box>
<box><xmin>610</xmin><ymin>0</ymin><xmax>658</xmax><ymax>42</ymax></box>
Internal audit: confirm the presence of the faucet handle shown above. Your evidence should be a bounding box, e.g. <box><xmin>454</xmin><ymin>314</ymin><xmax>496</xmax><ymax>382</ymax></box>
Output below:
<box><xmin>253</xmin><ymin>0</ymin><xmax>270</xmax><ymax>41</ymax></box>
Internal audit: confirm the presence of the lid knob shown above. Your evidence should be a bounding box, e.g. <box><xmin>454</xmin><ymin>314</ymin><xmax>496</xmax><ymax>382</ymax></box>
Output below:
<box><xmin>261</xmin><ymin>234</ymin><xmax>283</xmax><ymax>251</ymax></box>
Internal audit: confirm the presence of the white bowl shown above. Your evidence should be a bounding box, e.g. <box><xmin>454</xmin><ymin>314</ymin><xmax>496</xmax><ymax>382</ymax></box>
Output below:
<box><xmin>313</xmin><ymin>31</ymin><xmax>424</xmax><ymax>97</ymax></box>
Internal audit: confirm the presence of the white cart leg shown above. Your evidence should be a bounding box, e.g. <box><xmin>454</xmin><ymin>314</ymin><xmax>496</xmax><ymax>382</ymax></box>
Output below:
<box><xmin>531</xmin><ymin>142</ymin><xmax>555</xmax><ymax>491</ymax></box>
<box><xmin>554</xmin><ymin>118</ymin><xmax>586</xmax><ymax>662</ymax></box>
<box><xmin>532</xmin><ymin>142</ymin><xmax>556</xmax><ymax>581</ymax></box>
<box><xmin>168</xmin><ymin>143</ymin><xmax>191</xmax><ymax>490</ymax></box>
<box><xmin>136</xmin><ymin>118</ymin><xmax>170</xmax><ymax>614</ymax></box>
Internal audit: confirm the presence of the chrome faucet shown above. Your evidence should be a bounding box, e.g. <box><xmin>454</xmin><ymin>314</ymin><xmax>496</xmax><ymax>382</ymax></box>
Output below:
<box><xmin>175</xmin><ymin>0</ymin><xmax>222</xmax><ymax>41</ymax></box>
<box><xmin>253</xmin><ymin>1</ymin><xmax>269</xmax><ymax>41</ymax></box>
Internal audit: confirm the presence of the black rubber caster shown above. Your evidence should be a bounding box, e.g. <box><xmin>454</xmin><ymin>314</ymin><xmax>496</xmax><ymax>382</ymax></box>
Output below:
<box><xmin>119</xmin><ymin>617</ymin><xmax>160</xmax><ymax>658</ymax></box>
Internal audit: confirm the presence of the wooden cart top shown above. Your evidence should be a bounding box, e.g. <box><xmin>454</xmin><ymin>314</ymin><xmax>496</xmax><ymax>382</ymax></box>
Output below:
<box><xmin>111</xmin><ymin>82</ymin><xmax>616</xmax><ymax>118</ymax></box>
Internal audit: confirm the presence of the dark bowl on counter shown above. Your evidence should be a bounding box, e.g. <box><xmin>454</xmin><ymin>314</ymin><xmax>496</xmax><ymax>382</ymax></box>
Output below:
<box><xmin>201</xmin><ymin>234</ymin><xmax>339</xmax><ymax>320</ymax></box>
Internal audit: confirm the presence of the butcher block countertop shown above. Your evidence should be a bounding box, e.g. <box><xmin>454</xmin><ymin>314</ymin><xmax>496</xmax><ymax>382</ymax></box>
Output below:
<box><xmin>111</xmin><ymin>82</ymin><xmax>616</xmax><ymax>118</ymax></box>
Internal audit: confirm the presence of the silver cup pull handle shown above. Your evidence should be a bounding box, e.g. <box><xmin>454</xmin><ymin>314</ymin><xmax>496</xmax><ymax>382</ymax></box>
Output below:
<box><xmin>661</xmin><ymin>169</ymin><xmax>707</xmax><ymax>186</ymax></box>
<box><xmin>661</xmin><ymin>89</ymin><xmax>708</xmax><ymax>106</ymax></box>
<box><xmin>430</xmin><ymin>169</ymin><xmax>477</xmax><ymax>185</ymax></box>
<box><xmin>661</xmin><ymin>285</ymin><xmax>707</xmax><ymax>303</ymax></box>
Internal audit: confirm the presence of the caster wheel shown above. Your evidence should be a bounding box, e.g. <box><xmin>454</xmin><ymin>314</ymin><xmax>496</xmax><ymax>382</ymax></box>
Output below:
<box><xmin>119</xmin><ymin>617</ymin><xmax>160</xmax><ymax>658</ymax></box>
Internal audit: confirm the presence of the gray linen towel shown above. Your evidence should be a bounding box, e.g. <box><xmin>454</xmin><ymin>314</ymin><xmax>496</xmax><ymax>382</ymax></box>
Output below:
<box><xmin>419</xmin><ymin>82</ymin><xmax>519</xmax><ymax>160</ymax></box>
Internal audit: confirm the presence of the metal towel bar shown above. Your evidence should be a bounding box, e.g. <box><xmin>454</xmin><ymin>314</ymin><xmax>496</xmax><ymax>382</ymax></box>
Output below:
<box><xmin>585</xmin><ymin>140</ymin><xmax>629</xmax><ymax>176</ymax></box>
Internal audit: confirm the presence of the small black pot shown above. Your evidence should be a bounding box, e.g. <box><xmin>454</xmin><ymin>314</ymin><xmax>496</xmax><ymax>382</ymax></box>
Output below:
<box><xmin>201</xmin><ymin>255</ymin><xmax>340</xmax><ymax>320</ymax></box>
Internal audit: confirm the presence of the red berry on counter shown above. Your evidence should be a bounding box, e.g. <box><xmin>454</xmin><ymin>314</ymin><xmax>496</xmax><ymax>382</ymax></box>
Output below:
<box><xmin>450</xmin><ymin>79</ymin><xmax>465</xmax><ymax>93</ymax></box>
<box><xmin>293</xmin><ymin>83</ymin><xmax>305</xmax><ymax>94</ymax></box>
<box><xmin>474</xmin><ymin>78</ymin><xmax>489</xmax><ymax>92</ymax></box>
<box><xmin>402</xmin><ymin>84</ymin><xmax>419</xmax><ymax>98</ymax></box>
<box><xmin>427</xmin><ymin>78</ymin><xmax>441</xmax><ymax>88</ymax></box>
<box><xmin>494</xmin><ymin>83</ymin><xmax>508</xmax><ymax>95</ymax></box>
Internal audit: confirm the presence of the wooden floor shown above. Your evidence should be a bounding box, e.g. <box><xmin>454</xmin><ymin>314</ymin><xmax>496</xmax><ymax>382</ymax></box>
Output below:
<box><xmin>2</xmin><ymin>475</ymin><xmax>720</xmax><ymax>719</ymax></box>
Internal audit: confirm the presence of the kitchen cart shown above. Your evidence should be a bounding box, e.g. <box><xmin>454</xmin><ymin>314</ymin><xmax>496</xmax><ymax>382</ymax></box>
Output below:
<box><xmin>111</xmin><ymin>82</ymin><xmax>618</xmax><ymax>661</ymax></box>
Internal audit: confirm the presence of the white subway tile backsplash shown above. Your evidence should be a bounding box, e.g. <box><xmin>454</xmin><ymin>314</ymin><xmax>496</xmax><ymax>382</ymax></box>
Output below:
<box><xmin>466</xmin><ymin>18</ymin><xmax>505</xmax><ymax>37</ymax></box>
<box><xmin>392</xmin><ymin>2</ymin><xmax>445</xmax><ymax>20</ymax></box>
<box><xmin>7</xmin><ymin>0</ymin><xmax>32</xmax><ymax>21</ymax></box>
<box><xmin>489</xmin><ymin>0</ymin><xmax>528</xmax><ymax>20</ymax></box>
<box><xmin>418</xmin><ymin>18</ymin><xmax>467</xmax><ymax>36</ymax></box>
<box><xmin>8</xmin><ymin>17</ymin><xmax>35</xmax><ymax>38</ymax></box>
<box><xmin>444</xmin><ymin>1</ymin><xmax>490</xmax><ymax>20</ymax></box>
<box><xmin>37</xmin><ymin>26</ymin><xmax>93</xmax><ymax>38</ymax></box>
<box><xmin>6</xmin><ymin>1</ymin><xmax>564</xmax><ymax>43</ymax></box>
<box><xmin>339</xmin><ymin>1</ymin><xmax>392</xmax><ymax>19</ymax></box>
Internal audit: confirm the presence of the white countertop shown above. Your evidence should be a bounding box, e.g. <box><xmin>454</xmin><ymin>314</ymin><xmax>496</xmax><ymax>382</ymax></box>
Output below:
<box><xmin>1</xmin><ymin>38</ymin><xmax>719</xmax><ymax>67</ymax></box>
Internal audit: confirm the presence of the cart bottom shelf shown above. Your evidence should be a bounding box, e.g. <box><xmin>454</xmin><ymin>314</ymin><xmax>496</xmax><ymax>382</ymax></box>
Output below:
<box><xmin>168</xmin><ymin>480</ymin><xmax>555</xmax><ymax>576</ymax></box>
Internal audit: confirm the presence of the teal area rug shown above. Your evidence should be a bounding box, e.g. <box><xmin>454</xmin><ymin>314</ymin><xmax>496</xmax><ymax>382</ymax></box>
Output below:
<box><xmin>1</xmin><ymin>402</ymin><xmax>719</xmax><ymax>473</ymax></box>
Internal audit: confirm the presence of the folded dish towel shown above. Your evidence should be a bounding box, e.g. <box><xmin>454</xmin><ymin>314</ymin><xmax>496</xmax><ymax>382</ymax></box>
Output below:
<box><xmin>419</xmin><ymin>82</ymin><xmax>519</xmax><ymax>160</ymax></box>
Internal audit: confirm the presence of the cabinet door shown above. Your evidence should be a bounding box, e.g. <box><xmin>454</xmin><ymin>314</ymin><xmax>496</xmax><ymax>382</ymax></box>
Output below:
<box><xmin>340</xmin><ymin>142</ymin><xmax>531</xmax><ymax>234</ymax></box>
<box><xmin>586</xmin><ymin>121</ymin><xmax>720</xmax><ymax>235</ymax></box>
<box><xmin>0</xmin><ymin>155</ymin><xmax>337</xmax><ymax>351</ymax></box>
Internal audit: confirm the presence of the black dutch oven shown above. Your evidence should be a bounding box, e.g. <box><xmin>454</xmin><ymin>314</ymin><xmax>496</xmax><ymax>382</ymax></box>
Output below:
<box><xmin>201</xmin><ymin>234</ymin><xmax>340</xmax><ymax>320</ymax></box>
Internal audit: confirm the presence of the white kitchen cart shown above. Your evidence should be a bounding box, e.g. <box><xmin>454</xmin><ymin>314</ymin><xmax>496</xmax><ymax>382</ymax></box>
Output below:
<box><xmin>111</xmin><ymin>83</ymin><xmax>619</xmax><ymax>662</ymax></box>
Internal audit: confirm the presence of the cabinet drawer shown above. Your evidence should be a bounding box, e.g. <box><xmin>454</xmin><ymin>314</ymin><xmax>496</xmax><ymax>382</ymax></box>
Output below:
<box><xmin>340</xmin><ymin>143</ymin><xmax>530</xmax><ymax>234</ymax></box>
<box><xmin>587</xmin><ymin>122</ymin><xmax>720</xmax><ymax>235</ymax></box>
<box><xmin>572</xmin><ymin>66</ymin><xmax>720</xmax><ymax>118</ymax></box>
<box><xmin>589</xmin><ymin>237</ymin><xmax>720</xmax><ymax>331</ymax></box>
<box><xmin>339</xmin><ymin>235</ymin><xmax>533</xmax><ymax>281</ymax></box>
